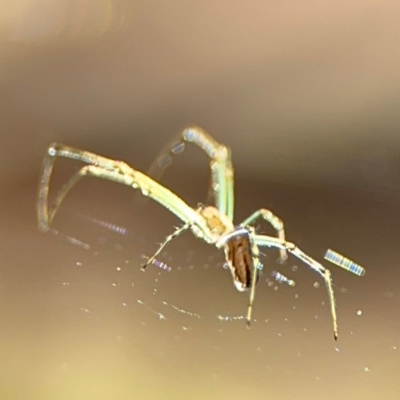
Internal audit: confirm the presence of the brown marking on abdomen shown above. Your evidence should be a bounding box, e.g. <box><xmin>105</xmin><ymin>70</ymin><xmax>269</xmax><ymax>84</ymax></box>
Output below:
<box><xmin>224</xmin><ymin>231</ymin><xmax>254</xmax><ymax>291</ymax></box>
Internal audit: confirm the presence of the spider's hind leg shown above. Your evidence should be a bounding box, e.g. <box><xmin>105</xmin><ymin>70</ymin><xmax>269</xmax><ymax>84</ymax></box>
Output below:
<box><xmin>241</xmin><ymin>209</ymin><xmax>288</xmax><ymax>262</ymax></box>
<box><xmin>246</xmin><ymin>227</ymin><xmax>261</xmax><ymax>328</ymax></box>
<box><xmin>255</xmin><ymin>235</ymin><xmax>338</xmax><ymax>340</ymax></box>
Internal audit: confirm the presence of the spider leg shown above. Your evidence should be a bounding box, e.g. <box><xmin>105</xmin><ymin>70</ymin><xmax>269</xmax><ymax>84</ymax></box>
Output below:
<box><xmin>254</xmin><ymin>235</ymin><xmax>338</xmax><ymax>340</ymax></box>
<box><xmin>141</xmin><ymin>222</ymin><xmax>191</xmax><ymax>270</ymax></box>
<box><xmin>241</xmin><ymin>209</ymin><xmax>288</xmax><ymax>262</ymax></box>
<box><xmin>37</xmin><ymin>144</ymin><xmax>212</xmax><ymax>243</ymax></box>
<box><xmin>37</xmin><ymin>143</ymin><xmax>124</xmax><ymax>232</ymax></box>
<box><xmin>147</xmin><ymin>126</ymin><xmax>235</xmax><ymax>220</ymax></box>
<box><xmin>246</xmin><ymin>227</ymin><xmax>261</xmax><ymax>328</ymax></box>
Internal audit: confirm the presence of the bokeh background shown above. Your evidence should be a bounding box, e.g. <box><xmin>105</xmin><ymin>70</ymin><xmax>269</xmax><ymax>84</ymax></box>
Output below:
<box><xmin>0</xmin><ymin>1</ymin><xmax>399</xmax><ymax>399</ymax></box>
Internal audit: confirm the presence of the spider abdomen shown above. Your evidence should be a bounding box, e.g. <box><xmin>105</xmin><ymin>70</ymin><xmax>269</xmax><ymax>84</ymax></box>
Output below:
<box><xmin>224</xmin><ymin>231</ymin><xmax>256</xmax><ymax>292</ymax></box>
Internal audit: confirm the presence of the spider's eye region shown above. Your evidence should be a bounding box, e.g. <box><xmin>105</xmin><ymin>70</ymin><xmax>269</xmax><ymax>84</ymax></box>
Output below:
<box><xmin>197</xmin><ymin>205</ymin><xmax>216</xmax><ymax>219</ymax></box>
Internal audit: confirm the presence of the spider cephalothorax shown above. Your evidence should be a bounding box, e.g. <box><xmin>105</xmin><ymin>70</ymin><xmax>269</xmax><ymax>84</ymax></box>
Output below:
<box><xmin>196</xmin><ymin>205</ymin><xmax>234</xmax><ymax>238</ymax></box>
<box><xmin>37</xmin><ymin>125</ymin><xmax>364</xmax><ymax>340</ymax></box>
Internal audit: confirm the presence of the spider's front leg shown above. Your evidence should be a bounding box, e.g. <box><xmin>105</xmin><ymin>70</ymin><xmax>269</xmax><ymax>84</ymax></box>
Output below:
<box><xmin>37</xmin><ymin>144</ymin><xmax>213</xmax><ymax>246</ymax></box>
<box><xmin>254</xmin><ymin>234</ymin><xmax>338</xmax><ymax>340</ymax></box>
<box><xmin>37</xmin><ymin>143</ymin><xmax>128</xmax><ymax>232</ymax></box>
<box><xmin>241</xmin><ymin>209</ymin><xmax>288</xmax><ymax>262</ymax></box>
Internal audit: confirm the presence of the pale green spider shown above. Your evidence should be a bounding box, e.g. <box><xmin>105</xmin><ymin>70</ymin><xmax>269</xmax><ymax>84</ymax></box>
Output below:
<box><xmin>37</xmin><ymin>126</ymin><xmax>360</xmax><ymax>340</ymax></box>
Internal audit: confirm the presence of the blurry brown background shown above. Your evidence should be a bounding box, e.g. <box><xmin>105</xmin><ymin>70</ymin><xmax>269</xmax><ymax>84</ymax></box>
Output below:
<box><xmin>0</xmin><ymin>1</ymin><xmax>399</xmax><ymax>399</ymax></box>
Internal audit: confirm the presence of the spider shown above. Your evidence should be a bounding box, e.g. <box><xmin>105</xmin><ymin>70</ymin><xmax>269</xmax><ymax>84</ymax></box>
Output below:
<box><xmin>37</xmin><ymin>125</ymin><xmax>361</xmax><ymax>340</ymax></box>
